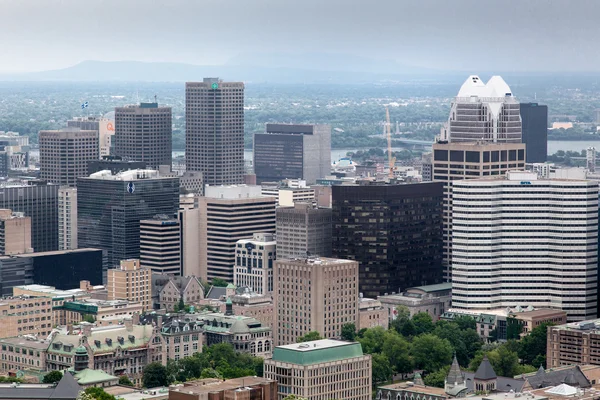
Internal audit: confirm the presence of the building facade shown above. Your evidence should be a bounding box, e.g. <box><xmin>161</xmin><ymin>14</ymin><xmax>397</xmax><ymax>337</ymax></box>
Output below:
<box><xmin>153</xmin><ymin>274</ymin><xmax>205</xmax><ymax>311</ymax></box>
<box><xmin>114</xmin><ymin>103</ymin><xmax>172</xmax><ymax>169</ymax></box>
<box><xmin>451</xmin><ymin>172</ymin><xmax>598</xmax><ymax>321</ymax></box>
<box><xmin>378</xmin><ymin>283</ymin><xmax>453</xmax><ymax>322</ymax></box>
<box><xmin>199</xmin><ymin>185</ymin><xmax>276</xmax><ymax>283</ymax></box>
<box><xmin>169</xmin><ymin>377</ymin><xmax>277</xmax><ymax>400</ymax></box>
<box><xmin>0</xmin><ymin>182</ymin><xmax>59</xmax><ymax>253</ymax></box>
<box><xmin>234</xmin><ymin>233</ymin><xmax>276</xmax><ymax>295</ymax></box>
<box><xmin>77</xmin><ymin>169</ymin><xmax>179</xmax><ymax>267</ymax></box>
<box><xmin>547</xmin><ymin>319</ymin><xmax>600</xmax><ymax>368</ymax></box>
<box><xmin>39</xmin><ymin>129</ymin><xmax>99</xmax><ymax>187</ymax></box>
<box><xmin>358</xmin><ymin>297</ymin><xmax>389</xmax><ymax>330</ymax></box>
<box><xmin>254</xmin><ymin>123</ymin><xmax>331</xmax><ymax>184</ymax></box>
<box><xmin>332</xmin><ymin>182</ymin><xmax>444</xmax><ymax>298</ymax></box>
<box><xmin>274</xmin><ymin>257</ymin><xmax>359</xmax><ymax>346</ymax></box>
<box><xmin>0</xmin><ymin>209</ymin><xmax>31</xmax><ymax>255</ymax></box>
<box><xmin>276</xmin><ymin>203</ymin><xmax>332</xmax><ymax>260</ymax></box>
<box><xmin>107</xmin><ymin>259</ymin><xmax>151</xmax><ymax>310</ymax></box>
<box><xmin>432</xmin><ymin>141</ymin><xmax>527</xmax><ymax>279</ymax></box>
<box><xmin>0</xmin><ymin>295</ymin><xmax>53</xmax><ymax>339</ymax></box>
<box><xmin>186</xmin><ymin>78</ymin><xmax>245</xmax><ymax>185</ymax></box>
<box><xmin>520</xmin><ymin>103</ymin><xmax>548</xmax><ymax>163</ymax></box>
<box><xmin>58</xmin><ymin>187</ymin><xmax>77</xmax><ymax>250</ymax></box>
<box><xmin>140</xmin><ymin>215</ymin><xmax>181</xmax><ymax>275</ymax></box>
<box><xmin>264</xmin><ymin>339</ymin><xmax>371</xmax><ymax>400</ymax></box>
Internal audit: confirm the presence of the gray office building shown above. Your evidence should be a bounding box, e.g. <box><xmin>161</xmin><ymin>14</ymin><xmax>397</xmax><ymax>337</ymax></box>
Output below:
<box><xmin>185</xmin><ymin>78</ymin><xmax>245</xmax><ymax>185</ymax></box>
<box><xmin>114</xmin><ymin>103</ymin><xmax>172</xmax><ymax>169</ymax></box>
<box><xmin>276</xmin><ymin>203</ymin><xmax>332</xmax><ymax>260</ymax></box>
<box><xmin>67</xmin><ymin>116</ymin><xmax>100</xmax><ymax>131</ymax></box>
<box><xmin>254</xmin><ymin>124</ymin><xmax>331</xmax><ymax>184</ymax></box>
<box><xmin>77</xmin><ymin>169</ymin><xmax>179</xmax><ymax>267</ymax></box>
<box><xmin>0</xmin><ymin>181</ymin><xmax>59</xmax><ymax>252</ymax></box>
<box><xmin>520</xmin><ymin>103</ymin><xmax>548</xmax><ymax>163</ymax></box>
<box><xmin>39</xmin><ymin>128</ymin><xmax>99</xmax><ymax>187</ymax></box>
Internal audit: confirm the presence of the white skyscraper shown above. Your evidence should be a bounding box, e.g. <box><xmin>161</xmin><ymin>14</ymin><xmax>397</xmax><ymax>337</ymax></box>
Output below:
<box><xmin>58</xmin><ymin>187</ymin><xmax>78</xmax><ymax>250</ymax></box>
<box><xmin>234</xmin><ymin>233</ymin><xmax>276</xmax><ymax>295</ymax></box>
<box><xmin>451</xmin><ymin>171</ymin><xmax>598</xmax><ymax>321</ymax></box>
<box><xmin>439</xmin><ymin>75</ymin><xmax>522</xmax><ymax>143</ymax></box>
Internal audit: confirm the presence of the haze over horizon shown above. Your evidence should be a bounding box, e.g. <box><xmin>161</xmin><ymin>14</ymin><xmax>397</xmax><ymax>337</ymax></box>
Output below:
<box><xmin>1</xmin><ymin>0</ymin><xmax>600</xmax><ymax>74</ymax></box>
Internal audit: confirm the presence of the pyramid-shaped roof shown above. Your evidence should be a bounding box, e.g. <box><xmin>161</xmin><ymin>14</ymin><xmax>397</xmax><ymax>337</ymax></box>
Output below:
<box><xmin>49</xmin><ymin>371</ymin><xmax>81</xmax><ymax>399</ymax></box>
<box><xmin>545</xmin><ymin>383</ymin><xmax>578</xmax><ymax>396</ymax></box>
<box><xmin>475</xmin><ymin>355</ymin><xmax>497</xmax><ymax>381</ymax></box>
<box><xmin>447</xmin><ymin>354</ymin><xmax>465</xmax><ymax>385</ymax></box>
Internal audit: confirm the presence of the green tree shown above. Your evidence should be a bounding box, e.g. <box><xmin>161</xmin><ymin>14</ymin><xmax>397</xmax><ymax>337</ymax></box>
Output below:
<box><xmin>411</xmin><ymin>334</ymin><xmax>453</xmax><ymax>373</ymax></box>
<box><xmin>506</xmin><ymin>317</ymin><xmax>524</xmax><ymax>340</ymax></box>
<box><xmin>382</xmin><ymin>330</ymin><xmax>413</xmax><ymax>374</ymax></box>
<box><xmin>357</xmin><ymin>327</ymin><xmax>387</xmax><ymax>354</ymax></box>
<box><xmin>341</xmin><ymin>323</ymin><xmax>356</xmax><ymax>341</ymax></box>
<box><xmin>143</xmin><ymin>362</ymin><xmax>169</xmax><ymax>388</ymax></box>
<box><xmin>200</xmin><ymin>368</ymin><xmax>222</xmax><ymax>379</ymax></box>
<box><xmin>82</xmin><ymin>314</ymin><xmax>96</xmax><ymax>323</ymax></box>
<box><xmin>118</xmin><ymin>375</ymin><xmax>134</xmax><ymax>386</ymax></box>
<box><xmin>211</xmin><ymin>278</ymin><xmax>229</xmax><ymax>287</ymax></box>
<box><xmin>83</xmin><ymin>387</ymin><xmax>117</xmax><ymax>400</ymax></box>
<box><xmin>453</xmin><ymin>315</ymin><xmax>477</xmax><ymax>331</ymax></box>
<box><xmin>43</xmin><ymin>370</ymin><xmax>63</xmax><ymax>384</ymax></box>
<box><xmin>297</xmin><ymin>331</ymin><xmax>323</xmax><ymax>343</ymax></box>
<box><xmin>519</xmin><ymin>322</ymin><xmax>554</xmax><ymax>367</ymax></box>
<box><xmin>423</xmin><ymin>365</ymin><xmax>451</xmax><ymax>388</ymax></box>
<box><xmin>412</xmin><ymin>312</ymin><xmax>435</xmax><ymax>335</ymax></box>
<box><xmin>372</xmin><ymin>353</ymin><xmax>393</xmax><ymax>384</ymax></box>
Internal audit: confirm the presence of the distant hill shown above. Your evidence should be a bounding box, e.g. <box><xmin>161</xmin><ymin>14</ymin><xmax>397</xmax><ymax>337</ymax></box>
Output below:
<box><xmin>0</xmin><ymin>59</ymin><xmax>453</xmax><ymax>83</ymax></box>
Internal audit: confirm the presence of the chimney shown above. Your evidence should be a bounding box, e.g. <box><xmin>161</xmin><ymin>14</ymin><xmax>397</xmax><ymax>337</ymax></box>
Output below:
<box><xmin>157</xmin><ymin>315</ymin><xmax>163</xmax><ymax>329</ymax></box>
<box><xmin>124</xmin><ymin>317</ymin><xmax>133</xmax><ymax>332</ymax></box>
<box><xmin>80</xmin><ymin>280</ymin><xmax>90</xmax><ymax>291</ymax></box>
<box><xmin>132</xmin><ymin>312</ymin><xmax>140</xmax><ymax>325</ymax></box>
<box><xmin>81</xmin><ymin>322</ymin><xmax>93</xmax><ymax>337</ymax></box>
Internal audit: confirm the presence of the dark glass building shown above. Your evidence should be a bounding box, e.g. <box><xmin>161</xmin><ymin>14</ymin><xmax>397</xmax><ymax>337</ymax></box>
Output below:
<box><xmin>0</xmin><ymin>181</ymin><xmax>58</xmax><ymax>252</ymax></box>
<box><xmin>77</xmin><ymin>169</ymin><xmax>179</xmax><ymax>267</ymax></box>
<box><xmin>332</xmin><ymin>181</ymin><xmax>444</xmax><ymax>298</ymax></box>
<box><xmin>0</xmin><ymin>248</ymin><xmax>106</xmax><ymax>295</ymax></box>
<box><xmin>520</xmin><ymin>103</ymin><xmax>548</xmax><ymax>163</ymax></box>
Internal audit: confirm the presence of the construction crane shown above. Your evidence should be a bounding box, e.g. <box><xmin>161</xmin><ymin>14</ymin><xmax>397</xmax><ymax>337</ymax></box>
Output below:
<box><xmin>385</xmin><ymin>106</ymin><xmax>395</xmax><ymax>179</ymax></box>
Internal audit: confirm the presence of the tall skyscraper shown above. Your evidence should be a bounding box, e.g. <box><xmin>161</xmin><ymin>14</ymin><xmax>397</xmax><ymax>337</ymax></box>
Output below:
<box><xmin>0</xmin><ymin>181</ymin><xmax>58</xmax><ymax>252</ymax></box>
<box><xmin>77</xmin><ymin>169</ymin><xmax>179</xmax><ymax>267</ymax></box>
<box><xmin>198</xmin><ymin>185</ymin><xmax>276</xmax><ymax>283</ymax></box>
<box><xmin>39</xmin><ymin>128</ymin><xmax>99</xmax><ymax>187</ymax></box>
<box><xmin>332</xmin><ymin>182</ymin><xmax>444</xmax><ymax>298</ymax></box>
<box><xmin>254</xmin><ymin>123</ymin><xmax>331</xmax><ymax>184</ymax></box>
<box><xmin>0</xmin><ymin>209</ymin><xmax>31</xmax><ymax>255</ymax></box>
<box><xmin>185</xmin><ymin>78</ymin><xmax>245</xmax><ymax>185</ymax></box>
<box><xmin>432</xmin><ymin>142</ymin><xmax>526</xmax><ymax>279</ymax></box>
<box><xmin>520</xmin><ymin>103</ymin><xmax>548</xmax><ymax>163</ymax></box>
<box><xmin>234</xmin><ymin>233</ymin><xmax>276</xmax><ymax>295</ymax></box>
<box><xmin>114</xmin><ymin>103</ymin><xmax>172</xmax><ymax>169</ymax></box>
<box><xmin>438</xmin><ymin>75</ymin><xmax>522</xmax><ymax>143</ymax></box>
<box><xmin>58</xmin><ymin>187</ymin><xmax>77</xmax><ymax>250</ymax></box>
<box><xmin>451</xmin><ymin>171</ymin><xmax>598</xmax><ymax>321</ymax></box>
<box><xmin>273</xmin><ymin>257</ymin><xmax>359</xmax><ymax>346</ymax></box>
<box><xmin>140</xmin><ymin>215</ymin><xmax>181</xmax><ymax>275</ymax></box>
<box><xmin>276</xmin><ymin>203</ymin><xmax>332</xmax><ymax>260</ymax></box>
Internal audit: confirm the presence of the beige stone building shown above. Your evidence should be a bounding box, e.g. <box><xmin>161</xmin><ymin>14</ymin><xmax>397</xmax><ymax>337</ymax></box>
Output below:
<box><xmin>0</xmin><ymin>336</ymin><xmax>48</xmax><ymax>372</ymax></box>
<box><xmin>513</xmin><ymin>309</ymin><xmax>567</xmax><ymax>336</ymax></box>
<box><xmin>0</xmin><ymin>295</ymin><xmax>53</xmax><ymax>339</ymax></box>
<box><xmin>358</xmin><ymin>297</ymin><xmax>389</xmax><ymax>330</ymax></box>
<box><xmin>169</xmin><ymin>377</ymin><xmax>277</xmax><ymax>400</ymax></box>
<box><xmin>107</xmin><ymin>259</ymin><xmax>151</xmax><ymax>310</ymax></box>
<box><xmin>13</xmin><ymin>284</ymin><xmax>92</xmax><ymax>325</ymax></box>
<box><xmin>0</xmin><ymin>209</ymin><xmax>32</xmax><ymax>255</ymax></box>
<box><xmin>56</xmin><ymin>298</ymin><xmax>144</xmax><ymax>325</ymax></box>
<box><xmin>274</xmin><ymin>257</ymin><xmax>359</xmax><ymax>346</ymax></box>
<box><xmin>378</xmin><ymin>283</ymin><xmax>452</xmax><ymax>322</ymax></box>
<box><xmin>547</xmin><ymin>319</ymin><xmax>600</xmax><ymax>368</ymax></box>
<box><xmin>155</xmin><ymin>316</ymin><xmax>204</xmax><ymax>361</ymax></box>
<box><xmin>264</xmin><ymin>339</ymin><xmax>371</xmax><ymax>400</ymax></box>
<box><xmin>153</xmin><ymin>275</ymin><xmax>204</xmax><ymax>311</ymax></box>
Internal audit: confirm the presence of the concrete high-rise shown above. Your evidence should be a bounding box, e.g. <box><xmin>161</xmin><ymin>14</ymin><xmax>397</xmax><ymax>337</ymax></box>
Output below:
<box><xmin>439</xmin><ymin>75</ymin><xmax>522</xmax><ymax>143</ymax></box>
<box><xmin>234</xmin><ymin>233</ymin><xmax>276</xmax><ymax>295</ymax></box>
<box><xmin>185</xmin><ymin>78</ymin><xmax>245</xmax><ymax>185</ymax></box>
<box><xmin>0</xmin><ymin>209</ymin><xmax>31</xmax><ymax>255</ymax></box>
<box><xmin>39</xmin><ymin>128</ymin><xmax>99</xmax><ymax>187</ymax></box>
<box><xmin>520</xmin><ymin>103</ymin><xmax>548</xmax><ymax>163</ymax></box>
<box><xmin>451</xmin><ymin>171</ymin><xmax>598</xmax><ymax>321</ymax></box>
<box><xmin>432</xmin><ymin>141</ymin><xmax>527</xmax><ymax>279</ymax></box>
<box><xmin>199</xmin><ymin>185</ymin><xmax>276</xmax><ymax>283</ymax></box>
<box><xmin>107</xmin><ymin>259</ymin><xmax>151</xmax><ymax>310</ymax></box>
<box><xmin>332</xmin><ymin>182</ymin><xmax>444</xmax><ymax>299</ymax></box>
<box><xmin>254</xmin><ymin>123</ymin><xmax>331</xmax><ymax>184</ymax></box>
<box><xmin>276</xmin><ymin>203</ymin><xmax>332</xmax><ymax>260</ymax></box>
<box><xmin>0</xmin><ymin>181</ymin><xmax>58</xmax><ymax>252</ymax></box>
<box><xmin>274</xmin><ymin>257</ymin><xmax>359</xmax><ymax>346</ymax></box>
<box><xmin>77</xmin><ymin>169</ymin><xmax>179</xmax><ymax>267</ymax></box>
<box><xmin>140</xmin><ymin>215</ymin><xmax>181</xmax><ymax>275</ymax></box>
<box><xmin>58</xmin><ymin>187</ymin><xmax>77</xmax><ymax>250</ymax></box>
<box><xmin>114</xmin><ymin>103</ymin><xmax>172</xmax><ymax>169</ymax></box>
<box><xmin>178</xmin><ymin>194</ymin><xmax>201</xmax><ymax>277</ymax></box>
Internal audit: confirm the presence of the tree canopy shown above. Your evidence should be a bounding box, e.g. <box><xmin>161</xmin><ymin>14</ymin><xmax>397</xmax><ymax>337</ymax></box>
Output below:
<box><xmin>42</xmin><ymin>370</ymin><xmax>63</xmax><ymax>384</ymax></box>
<box><xmin>297</xmin><ymin>331</ymin><xmax>323</xmax><ymax>343</ymax></box>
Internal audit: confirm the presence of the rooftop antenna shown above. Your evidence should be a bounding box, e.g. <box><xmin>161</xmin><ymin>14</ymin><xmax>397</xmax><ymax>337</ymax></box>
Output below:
<box><xmin>154</xmin><ymin>94</ymin><xmax>157</xmax><ymax>103</ymax></box>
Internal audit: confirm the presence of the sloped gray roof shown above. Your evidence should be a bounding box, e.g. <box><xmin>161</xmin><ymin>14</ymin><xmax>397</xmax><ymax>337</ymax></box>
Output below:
<box><xmin>524</xmin><ymin>365</ymin><xmax>591</xmax><ymax>389</ymax></box>
<box><xmin>50</xmin><ymin>371</ymin><xmax>81</xmax><ymax>399</ymax></box>
<box><xmin>464</xmin><ymin>372</ymin><xmax>524</xmax><ymax>393</ymax></box>
<box><xmin>475</xmin><ymin>356</ymin><xmax>497</xmax><ymax>380</ymax></box>
<box><xmin>206</xmin><ymin>286</ymin><xmax>226</xmax><ymax>299</ymax></box>
<box><xmin>0</xmin><ymin>372</ymin><xmax>81</xmax><ymax>399</ymax></box>
<box><xmin>446</xmin><ymin>354</ymin><xmax>465</xmax><ymax>385</ymax></box>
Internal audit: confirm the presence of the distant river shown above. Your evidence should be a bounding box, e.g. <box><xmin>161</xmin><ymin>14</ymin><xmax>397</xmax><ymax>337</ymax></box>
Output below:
<box><xmin>172</xmin><ymin>140</ymin><xmax>600</xmax><ymax>162</ymax></box>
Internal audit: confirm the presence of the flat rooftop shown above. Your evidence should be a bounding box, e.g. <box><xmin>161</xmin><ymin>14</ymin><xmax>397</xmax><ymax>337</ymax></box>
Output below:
<box><xmin>0</xmin><ymin>336</ymin><xmax>51</xmax><ymax>349</ymax></box>
<box><xmin>272</xmin><ymin>339</ymin><xmax>364</xmax><ymax>365</ymax></box>
<box><xmin>170</xmin><ymin>377</ymin><xmax>273</xmax><ymax>395</ymax></box>
<box><xmin>378</xmin><ymin>382</ymin><xmax>447</xmax><ymax>396</ymax></box>
<box><xmin>552</xmin><ymin>319</ymin><xmax>600</xmax><ymax>332</ymax></box>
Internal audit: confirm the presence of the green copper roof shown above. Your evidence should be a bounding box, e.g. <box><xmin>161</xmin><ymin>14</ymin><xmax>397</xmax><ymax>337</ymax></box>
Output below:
<box><xmin>272</xmin><ymin>340</ymin><xmax>364</xmax><ymax>365</ymax></box>
<box><xmin>73</xmin><ymin>368</ymin><xmax>118</xmax><ymax>385</ymax></box>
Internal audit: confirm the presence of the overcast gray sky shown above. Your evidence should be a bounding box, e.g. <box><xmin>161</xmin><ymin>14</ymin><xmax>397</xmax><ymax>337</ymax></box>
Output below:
<box><xmin>1</xmin><ymin>0</ymin><xmax>599</xmax><ymax>73</ymax></box>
